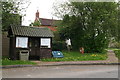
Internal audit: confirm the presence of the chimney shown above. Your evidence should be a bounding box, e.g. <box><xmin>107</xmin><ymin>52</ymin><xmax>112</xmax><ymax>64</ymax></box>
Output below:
<box><xmin>20</xmin><ymin>16</ymin><xmax>22</xmax><ymax>25</ymax></box>
<box><xmin>35</xmin><ymin>10</ymin><xmax>39</xmax><ymax>21</ymax></box>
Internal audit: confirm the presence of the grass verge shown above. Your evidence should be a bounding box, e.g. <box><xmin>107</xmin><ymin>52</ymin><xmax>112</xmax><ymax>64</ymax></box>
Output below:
<box><xmin>41</xmin><ymin>50</ymin><xmax>107</xmax><ymax>62</ymax></box>
<box><xmin>114</xmin><ymin>49</ymin><xmax>120</xmax><ymax>60</ymax></box>
<box><xmin>1</xmin><ymin>59</ymin><xmax>37</xmax><ymax>65</ymax></box>
<box><xmin>106</xmin><ymin>48</ymin><xmax>120</xmax><ymax>51</ymax></box>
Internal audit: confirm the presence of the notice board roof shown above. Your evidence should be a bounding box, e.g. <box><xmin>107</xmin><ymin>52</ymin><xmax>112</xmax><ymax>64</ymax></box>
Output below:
<box><xmin>10</xmin><ymin>26</ymin><xmax>54</xmax><ymax>37</ymax></box>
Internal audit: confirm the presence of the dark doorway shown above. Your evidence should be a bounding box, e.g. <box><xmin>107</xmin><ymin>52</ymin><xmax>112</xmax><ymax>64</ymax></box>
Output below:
<box><xmin>29</xmin><ymin>37</ymin><xmax>40</xmax><ymax>60</ymax></box>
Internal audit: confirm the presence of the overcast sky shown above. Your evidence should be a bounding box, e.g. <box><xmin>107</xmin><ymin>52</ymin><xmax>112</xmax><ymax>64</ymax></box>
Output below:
<box><xmin>21</xmin><ymin>0</ymin><xmax>118</xmax><ymax>26</ymax></box>
<box><xmin>22</xmin><ymin>0</ymin><xmax>67</xmax><ymax>26</ymax></box>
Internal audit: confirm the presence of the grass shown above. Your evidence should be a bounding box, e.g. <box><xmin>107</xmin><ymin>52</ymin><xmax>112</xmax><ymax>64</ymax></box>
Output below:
<box><xmin>114</xmin><ymin>49</ymin><xmax>120</xmax><ymax>60</ymax></box>
<box><xmin>106</xmin><ymin>48</ymin><xmax>120</xmax><ymax>51</ymax></box>
<box><xmin>41</xmin><ymin>51</ymin><xmax>108</xmax><ymax>62</ymax></box>
<box><xmin>1</xmin><ymin>58</ymin><xmax>37</xmax><ymax>65</ymax></box>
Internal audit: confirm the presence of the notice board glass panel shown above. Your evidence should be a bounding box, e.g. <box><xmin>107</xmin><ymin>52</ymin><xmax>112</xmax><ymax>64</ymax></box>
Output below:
<box><xmin>41</xmin><ymin>38</ymin><xmax>51</xmax><ymax>48</ymax></box>
<box><xmin>16</xmin><ymin>37</ymin><xmax>28</xmax><ymax>48</ymax></box>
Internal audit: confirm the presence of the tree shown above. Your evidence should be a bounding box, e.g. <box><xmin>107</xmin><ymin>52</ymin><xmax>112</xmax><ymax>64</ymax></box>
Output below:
<box><xmin>30</xmin><ymin>20</ymin><xmax>41</xmax><ymax>27</ymax></box>
<box><xmin>117</xmin><ymin>1</ymin><xmax>120</xmax><ymax>42</ymax></box>
<box><xmin>2</xmin><ymin>0</ymin><xmax>30</xmax><ymax>31</ymax></box>
<box><xmin>56</xmin><ymin>2</ymin><xmax>118</xmax><ymax>53</ymax></box>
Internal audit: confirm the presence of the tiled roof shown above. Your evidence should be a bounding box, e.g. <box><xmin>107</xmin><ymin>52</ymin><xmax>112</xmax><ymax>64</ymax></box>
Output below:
<box><xmin>40</xmin><ymin>26</ymin><xmax>57</xmax><ymax>31</ymax></box>
<box><xmin>40</xmin><ymin>18</ymin><xmax>60</xmax><ymax>26</ymax></box>
<box><xmin>47</xmin><ymin>26</ymin><xmax>57</xmax><ymax>31</ymax></box>
<box><xmin>11</xmin><ymin>26</ymin><xmax>54</xmax><ymax>37</ymax></box>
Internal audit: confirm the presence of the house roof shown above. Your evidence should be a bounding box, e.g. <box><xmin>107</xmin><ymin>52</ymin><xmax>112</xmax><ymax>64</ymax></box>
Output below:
<box><xmin>10</xmin><ymin>26</ymin><xmax>54</xmax><ymax>37</ymax></box>
<box><xmin>40</xmin><ymin>18</ymin><xmax>61</xmax><ymax>26</ymax></box>
<box><xmin>46</xmin><ymin>26</ymin><xmax>57</xmax><ymax>31</ymax></box>
<box><xmin>39</xmin><ymin>26</ymin><xmax>57</xmax><ymax>31</ymax></box>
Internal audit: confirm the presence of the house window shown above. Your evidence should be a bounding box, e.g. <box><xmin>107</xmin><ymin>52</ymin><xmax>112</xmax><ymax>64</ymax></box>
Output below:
<box><xmin>16</xmin><ymin>37</ymin><xmax>28</xmax><ymax>48</ymax></box>
<box><xmin>41</xmin><ymin>38</ymin><xmax>51</xmax><ymax>48</ymax></box>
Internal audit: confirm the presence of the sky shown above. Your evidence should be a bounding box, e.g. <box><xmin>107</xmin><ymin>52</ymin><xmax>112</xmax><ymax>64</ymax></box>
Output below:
<box><xmin>22</xmin><ymin>0</ymin><xmax>67</xmax><ymax>26</ymax></box>
<box><xmin>21</xmin><ymin>0</ymin><xmax>118</xmax><ymax>26</ymax></box>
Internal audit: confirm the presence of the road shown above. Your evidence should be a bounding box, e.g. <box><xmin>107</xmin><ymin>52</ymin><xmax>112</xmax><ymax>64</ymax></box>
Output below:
<box><xmin>2</xmin><ymin>65</ymin><xmax>118</xmax><ymax>78</ymax></box>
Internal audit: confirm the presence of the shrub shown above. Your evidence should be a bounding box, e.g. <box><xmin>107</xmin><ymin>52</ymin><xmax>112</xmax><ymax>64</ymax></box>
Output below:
<box><xmin>114</xmin><ymin>50</ymin><xmax>120</xmax><ymax>60</ymax></box>
<box><xmin>52</xmin><ymin>41</ymin><xmax>67</xmax><ymax>51</ymax></box>
<box><xmin>72</xmin><ymin>34</ymin><xmax>108</xmax><ymax>53</ymax></box>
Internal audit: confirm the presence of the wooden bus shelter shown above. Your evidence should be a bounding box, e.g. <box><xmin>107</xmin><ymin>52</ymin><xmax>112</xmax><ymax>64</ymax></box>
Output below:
<box><xmin>8</xmin><ymin>25</ymin><xmax>54</xmax><ymax>60</ymax></box>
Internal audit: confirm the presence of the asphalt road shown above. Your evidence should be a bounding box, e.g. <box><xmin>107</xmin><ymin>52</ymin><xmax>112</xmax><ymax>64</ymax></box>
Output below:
<box><xmin>2</xmin><ymin>65</ymin><xmax>118</xmax><ymax>78</ymax></box>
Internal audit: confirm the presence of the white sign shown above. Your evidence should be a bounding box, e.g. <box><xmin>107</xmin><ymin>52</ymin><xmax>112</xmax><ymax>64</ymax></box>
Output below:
<box><xmin>41</xmin><ymin>38</ymin><xmax>51</xmax><ymax>48</ymax></box>
<box><xmin>16</xmin><ymin>37</ymin><xmax>28</xmax><ymax>48</ymax></box>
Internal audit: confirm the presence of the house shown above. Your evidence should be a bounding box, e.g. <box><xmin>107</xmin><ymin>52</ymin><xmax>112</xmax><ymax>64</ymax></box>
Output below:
<box><xmin>8</xmin><ymin>25</ymin><xmax>54</xmax><ymax>60</ymax></box>
<box><xmin>33</xmin><ymin>10</ymin><xmax>60</xmax><ymax>31</ymax></box>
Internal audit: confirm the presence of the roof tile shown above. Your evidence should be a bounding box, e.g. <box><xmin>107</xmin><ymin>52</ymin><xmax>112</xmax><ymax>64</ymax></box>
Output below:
<box><xmin>11</xmin><ymin>26</ymin><xmax>54</xmax><ymax>37</ymax></box>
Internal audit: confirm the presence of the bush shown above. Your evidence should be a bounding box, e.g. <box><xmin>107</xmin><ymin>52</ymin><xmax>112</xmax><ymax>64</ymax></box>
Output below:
<box><xmin>52</xmin><ymin>41</ymin><xmax>67</xmax><ymax>51</ymax></box>
<box><xmin>72</xmin><ymin>33</ymin><xmax>108</xmax><ymax>53</ymax></box>
<box><xmin>114</xmin><ymin>50</ymin><xmax>120</xmax><ymax>60</ymax></box>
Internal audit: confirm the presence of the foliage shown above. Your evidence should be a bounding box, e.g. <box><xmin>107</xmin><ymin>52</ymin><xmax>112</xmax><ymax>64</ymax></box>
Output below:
<box><xmin>2</xmin><ymin>1</ymin><xmax>30</xmax><ymax>31</ymax></box>
<box><xmin>53</xmin><ymin>2</ymin><xmax>72</xmax><ymax>19</ymax></box>
<box><xmin>41</xmin><ymin>50</ymin><xmax>107</xmax><ymax>62</ymax></box>
<box><xmin>114</xmin><ymin>49</ymin><xmax>120</xmax><ymax>60</ymax></box>
<box><xmin>53</xmin><ymin>31</ymin><xmax>61</xmax><ymax>41</ymax></box>
<box><xmin>52</xmin><ymin>29</ymin><xmax>67</xmax><ymax>51</ymax></box>
<box><xmin>30</xmin><ymin>20</ymin><xmax>41</xmax><ymax>26</ymax></box>
<box><xmin>2</xmin><ymin>2</ymin><xmax>20</xmax><ymax>30</ymax></box>
<box><xmin>106</xmin><ymin>48</ymin><xmax>120</xmax><ymax>51</ymax></box>
<box><xmin>117</xmin><ymin>1</ymin><xmax>120</xmax><ymax>42</ymax></box>
<box><xmin>1</xmin><ymin>58</ymin><xmax>36</xmax><ymax>65</ymax></box>
<box><xmin>52</xmin><ymin>41</ymin><xmax>67</xmax><ymax>51</ymax></box>
<box><xmin>56</xmin><ymin>2</ymin><xmax>118</xmax><ymax>53</ymax></box>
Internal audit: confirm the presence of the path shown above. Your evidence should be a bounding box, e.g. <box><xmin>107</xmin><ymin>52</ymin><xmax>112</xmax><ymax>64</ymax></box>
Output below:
<box><xmin>106</xmin><ymin>50</ymin><xmax>118</xmax><ymax>63</ymax></box>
